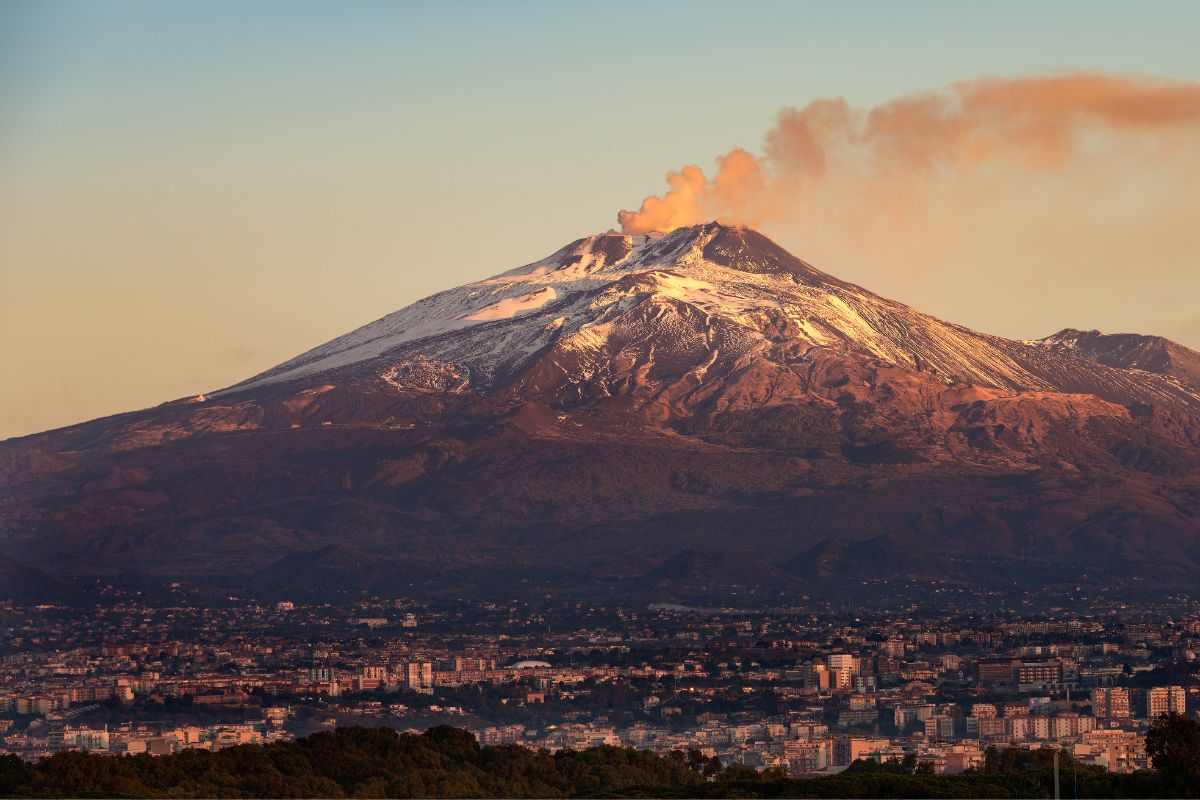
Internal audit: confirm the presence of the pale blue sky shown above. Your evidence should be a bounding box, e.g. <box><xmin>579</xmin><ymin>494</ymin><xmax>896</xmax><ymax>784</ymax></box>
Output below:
<box><xmin>3</xmin><ymin>1</ymin><xmax>1199</xmax><ymax>438</ymax></box>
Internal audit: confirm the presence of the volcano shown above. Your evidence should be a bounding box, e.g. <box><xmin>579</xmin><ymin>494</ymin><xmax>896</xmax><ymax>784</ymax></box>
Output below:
<box><xmin>3</xmin><ymin>223</ymin><xmax>1199</xmax><ymax>603</ymax></box>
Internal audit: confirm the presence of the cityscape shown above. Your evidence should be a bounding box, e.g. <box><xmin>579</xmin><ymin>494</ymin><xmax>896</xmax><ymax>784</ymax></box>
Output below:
<box><xmin>4</xmin><ymin>589</ymin><xmax>1199</xmax><ymax>780</ymax></box>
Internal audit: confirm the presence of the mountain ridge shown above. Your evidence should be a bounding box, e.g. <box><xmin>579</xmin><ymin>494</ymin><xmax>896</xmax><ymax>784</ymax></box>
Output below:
<box><xmin>2</xmin><ymin>223</ymin><xmax>1199</xmax><ymax>603</ymax></box>
<box><xmin>220</xmin><ymin>223</ymin><xmax>1200</xmax><ymax>424</ymax></box>
<box><xmin>1036</xmin><ymin>327</ymin><xmax>1200</xmax><ymax>393</ymax></box>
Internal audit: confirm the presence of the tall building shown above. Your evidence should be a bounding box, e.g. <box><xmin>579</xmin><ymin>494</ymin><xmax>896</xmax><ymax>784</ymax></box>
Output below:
<box><xmin>355</xmin><ymin>664</ymin><xmax>387</xmax><ymax>691</ymax></box>
<box><xmin>783</xmin><ymin>739</ymin><xmax>828</xmax><ymax>775</ymax></box>
<box><xmin>307</xmin><ymin>666</ymin><xmax>334</xmax><ymax>684</ymax></box>
<box><xmin>1015</xmin><ymin>660</ymin><xmax>1063</xmax><ymax>692</ymax></box>
<box><xmin>1092</xmin><ymin>687</ymin><xmax>1131</xmax><ymax>718</ymax></box>
<box><xmin>1147</xmin><ymin>686</ymin><xmax>1187</xmax><ymax>719</ymax></box>
<box><xmin>924</xmin><ymin>715</ymin><xmax>957</xmax><ymax>740</ymax></box>
<box><xmin>827</xmin><ymin>653</ymin><xmax>857</xmax><ymax>689</ymax></box>
<box><xmin>978</xmin><ymin>659</ymin><xmax>1016</xmax><ymax>685</ymax></box>
<box><xmin>831</xmin><ymin>736</ymin><xmax>891</xmax><ymax>767</ymax></box>
<box><xmin>1051</xmin><ymin>712</ymin><xmax>1096</xmax><ymax>738</ymax></box>
<box><xmin>404</xmin><ymin>660</ymin><xmax>433</xmax><ymax>689</ymax></box>
<box><xmin>50</xmin><ymin>725</ymin><xmax>110</xmax><ymax>752</ymax></box>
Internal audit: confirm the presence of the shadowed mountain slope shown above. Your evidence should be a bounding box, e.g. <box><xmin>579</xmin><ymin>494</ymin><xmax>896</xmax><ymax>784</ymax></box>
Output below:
<box><xmin>2</xmin><ymin>224</ymin><xmax>1199</xmax><ymax>603</ymax></box>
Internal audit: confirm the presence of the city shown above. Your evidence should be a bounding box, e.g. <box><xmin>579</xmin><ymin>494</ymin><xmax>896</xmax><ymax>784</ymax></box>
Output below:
<box><xmin>4</xmin><ymin>589</ymin><xmax>1199</xmax><ymax>779</ymax></box>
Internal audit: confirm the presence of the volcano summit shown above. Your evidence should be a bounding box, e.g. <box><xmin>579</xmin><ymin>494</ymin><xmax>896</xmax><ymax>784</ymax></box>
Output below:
<box><xmin>3</xmin><ymin>224</ymin><xmax>1199</xmax><ymax>603</ymax></box>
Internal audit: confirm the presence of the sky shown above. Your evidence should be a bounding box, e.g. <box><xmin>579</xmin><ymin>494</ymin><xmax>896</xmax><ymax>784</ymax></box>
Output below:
<box><xmin>2</xmin><ymin>0</ymin><xmax>1199</xmax><ymax>440</ymax></box>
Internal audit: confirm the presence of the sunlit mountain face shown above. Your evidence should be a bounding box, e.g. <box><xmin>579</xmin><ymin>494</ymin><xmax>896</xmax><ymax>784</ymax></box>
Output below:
<box><xmin>3</xmin><ymin>223</ymin><xmax>1199</xmax><ymax>604</ymax></box>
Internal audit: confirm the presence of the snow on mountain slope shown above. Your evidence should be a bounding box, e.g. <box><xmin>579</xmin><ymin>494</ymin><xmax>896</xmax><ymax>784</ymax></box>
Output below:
<box><xmin>463</xmin><ymin>287</ymin><xmax>557</xmax><ymax>321</ymax></box>
<box><xmin>225</xmin><ymin>223</ymin><xmax>1200</xmax><ymax>416</ymax></box>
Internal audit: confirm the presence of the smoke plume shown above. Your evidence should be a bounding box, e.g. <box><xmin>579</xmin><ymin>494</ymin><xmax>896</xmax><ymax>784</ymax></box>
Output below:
<box><xmin>618</xmin><ymin>73</ymin><xmax>1200</xmax><ymax>235</ymax></box>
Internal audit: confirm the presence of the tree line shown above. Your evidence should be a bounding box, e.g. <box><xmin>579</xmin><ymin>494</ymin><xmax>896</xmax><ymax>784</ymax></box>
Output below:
<box><xmin>1</xmin><ymin>713</ymin><xmax>1198</xmax><ymax>797</ymax></box>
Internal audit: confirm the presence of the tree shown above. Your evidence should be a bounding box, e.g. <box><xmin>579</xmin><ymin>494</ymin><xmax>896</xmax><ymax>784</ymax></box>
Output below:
<box><xmin>0</xmin><ymin>754</ymin><xmax>32</xmax><ymax>796</ymax></box>
<box><xmin>1146</xmin><ymin>712</ymin><xmax>1200</xmax><ymax>790</ymax></box>
<box><xmin>423</xmin><ymin>724</ymin><xmax>482</xmax><ymax>764</ymax></box>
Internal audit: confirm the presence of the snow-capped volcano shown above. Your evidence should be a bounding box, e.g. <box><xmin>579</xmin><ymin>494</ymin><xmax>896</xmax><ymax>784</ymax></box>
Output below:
<box><xmin>4</xmin><ymin>223</ymin><xmax>1200</xmax><ymax>604</ymax></box>
<box><xmin>233</xmin><ymin>223</ymin><xmax>1034</xmax><ymax>392</ymax></box>
<box><xmin>229</xmin><ymin>223</ymin><xmax>1200</xmax><ymax>415</ymax></box>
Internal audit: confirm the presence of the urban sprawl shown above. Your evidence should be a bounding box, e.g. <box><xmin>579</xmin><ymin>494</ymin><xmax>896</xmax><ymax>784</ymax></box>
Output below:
<box><xmin>3</xmin><ymin>589</ymin><xmax>1199</xmax><ymax>777</ymax></box>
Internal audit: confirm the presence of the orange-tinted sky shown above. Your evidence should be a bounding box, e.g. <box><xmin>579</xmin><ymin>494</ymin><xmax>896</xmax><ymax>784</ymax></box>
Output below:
<box><xmin>3</xmin><ymin>1</ymin><xmax>1199</xmax><ymax>439</ymax></box>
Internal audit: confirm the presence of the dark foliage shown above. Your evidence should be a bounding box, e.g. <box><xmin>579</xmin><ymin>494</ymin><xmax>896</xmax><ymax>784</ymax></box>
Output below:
<box><xmin>0</xmin><ymin>726</ymin><xmax>704</xmax><ymax>798</ymax></box>
<box><xmin>3</xmin><ymin>722</ymin><xmax>1200</xmax><ymax>798</ymax></box>
<box><xmin>1147</xmin><ymin>712</ymin><xmax>1200</xmax><ymax>795</ymax></box>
